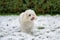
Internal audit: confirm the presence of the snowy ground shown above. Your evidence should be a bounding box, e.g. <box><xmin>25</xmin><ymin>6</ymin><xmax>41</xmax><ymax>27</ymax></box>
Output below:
<box><xmin>0</xmin><ymin>15</ymin><xmax>60</xmax><ymax>40</ymax></box>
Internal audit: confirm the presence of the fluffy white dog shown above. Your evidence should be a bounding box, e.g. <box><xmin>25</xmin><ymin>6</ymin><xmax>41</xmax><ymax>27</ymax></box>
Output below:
<box><xmin>19</xmin><ymin>9</ymin><xmax>37</xmax><ymax>34</ymax></box>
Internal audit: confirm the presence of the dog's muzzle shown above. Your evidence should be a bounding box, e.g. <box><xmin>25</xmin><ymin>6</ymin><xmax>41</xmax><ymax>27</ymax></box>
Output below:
<box><xmin>31</xmin><ymin>17</ymin><xmax>35</xmax><ymax>21</ymax></box>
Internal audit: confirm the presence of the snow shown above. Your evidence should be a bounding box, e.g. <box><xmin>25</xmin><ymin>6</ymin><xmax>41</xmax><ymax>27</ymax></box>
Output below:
<box><xmin>0</xmin><ymin>15</ymin><xmax>60</xmax><ymax>40</ymax></box>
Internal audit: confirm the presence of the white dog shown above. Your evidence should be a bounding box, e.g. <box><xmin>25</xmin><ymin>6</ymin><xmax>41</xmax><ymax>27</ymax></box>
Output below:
<box><xmin>19</xmin><ymin>9</ymin><xmax>37</xmax><ymax>34</ymax></box>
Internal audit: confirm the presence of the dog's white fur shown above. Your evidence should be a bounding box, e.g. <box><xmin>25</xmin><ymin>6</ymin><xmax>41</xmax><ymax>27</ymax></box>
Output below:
<box><xmin>19</xmin><ymin>9</ymin><xmax>37</xmax><ymax>34</ymax></box>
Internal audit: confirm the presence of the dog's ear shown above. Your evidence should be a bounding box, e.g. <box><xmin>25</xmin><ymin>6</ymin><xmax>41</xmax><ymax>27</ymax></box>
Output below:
<box><xmin>23</xmin><ymin>11</ymin><xmax>29</xmax><ymax>17</ymax></box>
<box><xmin>22</xmin><ymin>12</ymin><xmax>28</xmax><ymax>22</ymax></box>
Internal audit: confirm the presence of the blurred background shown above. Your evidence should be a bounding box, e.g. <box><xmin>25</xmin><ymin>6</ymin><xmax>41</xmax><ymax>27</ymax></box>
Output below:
<box><xmin>0</xmin><ymin>0</ymin><xmax>60</xmax><ymax>15</ymax></box>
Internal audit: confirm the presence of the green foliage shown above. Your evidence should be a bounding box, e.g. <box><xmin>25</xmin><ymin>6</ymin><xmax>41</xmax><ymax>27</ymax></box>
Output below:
<box><xmin>0</xmin><ymin>0</ymin><xmax>60</xmax><ymax>15</ymax></box>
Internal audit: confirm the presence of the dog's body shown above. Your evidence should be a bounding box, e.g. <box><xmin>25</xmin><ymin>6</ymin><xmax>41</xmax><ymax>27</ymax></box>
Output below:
<box><xmin>19</xmin><ymin>9</ymin><xmax>37</xmax><ymax>34</ymax></box>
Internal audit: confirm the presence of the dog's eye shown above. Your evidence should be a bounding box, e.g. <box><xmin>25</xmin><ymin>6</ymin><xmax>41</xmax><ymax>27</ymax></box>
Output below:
<box><xmin>29</xmin><ymin>14</ymin><xmax>31</xmax><ymax>16</ymax></box>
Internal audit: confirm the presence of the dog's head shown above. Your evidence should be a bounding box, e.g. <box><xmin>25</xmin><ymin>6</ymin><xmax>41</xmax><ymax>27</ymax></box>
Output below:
<box><xmin>23</xmin><ymin>9</ymin><xmax>37</xmax><ymax>22</ymax></box>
